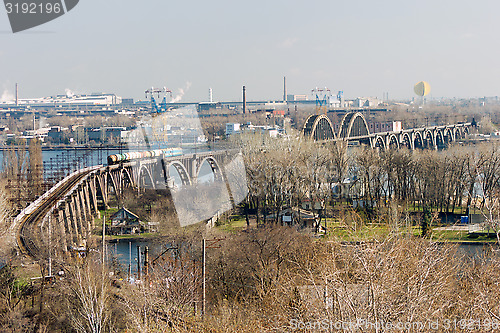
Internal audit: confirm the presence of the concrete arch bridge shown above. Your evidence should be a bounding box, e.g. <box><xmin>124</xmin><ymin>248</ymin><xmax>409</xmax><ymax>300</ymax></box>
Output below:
<box><xmin>13</xmin><ymin>149</ymin><xmax>240</xmax><ymax>259</ymax></box>
<box><xmin>303</xmin><ymin>112</ymin><xmax>472</xmax><ymax>150</ymax></box>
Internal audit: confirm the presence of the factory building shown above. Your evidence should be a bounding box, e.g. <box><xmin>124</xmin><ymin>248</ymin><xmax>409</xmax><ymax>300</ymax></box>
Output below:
<box><xmin>0</xmin><ymin>92</ymin><xmax>122</xmax><ymax>108</ymax></box>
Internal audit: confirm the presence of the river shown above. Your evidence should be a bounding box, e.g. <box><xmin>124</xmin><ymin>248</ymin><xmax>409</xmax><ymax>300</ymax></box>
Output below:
<box><xmin>107</xmin><ymin>238</ymin><xmax>497</xmax><ymax>280</ymax></box>
<box><xmin>106</xmin><ymin>239</ymin><xmax>172</xmax><ymax>277</ymax></box>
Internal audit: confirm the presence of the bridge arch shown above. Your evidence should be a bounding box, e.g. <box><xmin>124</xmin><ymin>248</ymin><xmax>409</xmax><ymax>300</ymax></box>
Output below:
<box><xmin>302</xmin><ymin>114</ymin><xmax>336</xmax><ymax>141</ymax></box>
<box><xmin>373</xmin><ymin>136</ymin><xmax>386</xmax><ymax>150</ymax></box>
<box><xmin>339</xmin><ymin>112</ymin><xmax>370</xmax><ymax>138</ymax></box>
<box><xmin>423</xmin><ymin>130</ymin><xmax>435</xmax><ymax>149</ymax></box>
<box><xmin>108</xmin><ymin>172</ymin><xmax>122</xmax><ymax>201</ymax></box>
<box><xmin>388</xmin><ymin>134</ymin><xmax>399</xmax><ymax>149</ymax></box>
<box><xmin>401</xmin><ymin>132</ymin><xmax>413</xmax><ymax>150</ymax></box>
<box><xmin>165</xmin><ymin>161</ymin><xmax>191</xmax><ymax>187</ymax></box>
<box><xmin>414</xmin><ymin>131</ymin><xmax>424</xmax><ymax>149</ymax></box>
<box><xmin>122</xmin><ymin>167</ymin><xmax>134</xmax><ymax>187</ymax></box>
<box><xmin>444</xmin><ymin>128</ymin><xmax>454</xmax><ymax>144</ymax></box>
<box><xmin>435</xmin><ymin>130</ymin><xmax>446</xmax><ymax>149</ymax></box>
<box><xmin>454</xmin><ymin>127</ymin><xmax>464</xmax><ymax>140</ymax></box>
<box><xmin>197</xmin><ymin>156</ymin><xmax>224</xmax><ymax>183</ymax></box>
<box><xmin>137</xmin><ymin>164</ymin><xmax>155</xmax><ymax>189</ymax></box>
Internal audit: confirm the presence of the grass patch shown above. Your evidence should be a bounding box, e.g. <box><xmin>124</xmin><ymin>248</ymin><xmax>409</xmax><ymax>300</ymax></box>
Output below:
<box><xmin>108</xmin><ymin>233</ymin><xmax>156</xmax><ymax>240</ymax></box>
<box><xmin>326</xmin><ymin>222</ymin><xmax>393</xmax><ymax>242</ymax></box>
<box><xmin>216</xmin><ymin>217</ymin><xmax>247</xmax><ymax>233</ymax></box>
<box><xmin>325</xmin><ymin>222</ymin><xmax>497</xmax><ymax>243</ymax></box>
<box><xmin>431</xmin><ymin>229</ymin><xmax>468</xmax><ymax>242</ymax></box>
<box><xmin>430</xmin><ymin>229</ymin><xmax>497</xmax><ymax>243</ymax></box>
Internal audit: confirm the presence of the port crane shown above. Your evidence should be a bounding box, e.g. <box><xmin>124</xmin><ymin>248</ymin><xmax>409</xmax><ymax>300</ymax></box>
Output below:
<box><xmin>312</xmin><ymin>87</ymin><xmax>331</xmax><ymax>115</ymax></box>
<box><xmin>143</xmin><ymin>87</ymin><xmax>173</xmax><ymax>149</ymax></box>
<box><xmin>145</xmin><ymin>87</ymin><xmax>173</xmax><ymax>114</ymax></box>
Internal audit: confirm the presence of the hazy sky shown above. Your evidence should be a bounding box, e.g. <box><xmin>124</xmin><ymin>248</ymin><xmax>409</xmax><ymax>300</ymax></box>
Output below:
<box><xmin>1</xmin><ymin>0</ymin><xmax>500</xmax><ymax>102</ymax></box>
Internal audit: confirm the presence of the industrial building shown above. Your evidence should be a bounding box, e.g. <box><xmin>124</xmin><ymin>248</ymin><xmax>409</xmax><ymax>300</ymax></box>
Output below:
<box><xmin>0</xmin><ymin>92</ymin><xmax>122</xmax><ymax>108</ymax></box>
<box><xmin>225</xmin><ymin>122</ymin><xmax>285</xmax><ymax>138</ymax></box>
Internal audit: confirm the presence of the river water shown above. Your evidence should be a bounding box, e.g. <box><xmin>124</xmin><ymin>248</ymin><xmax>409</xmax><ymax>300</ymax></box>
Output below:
<box><xmin>106</xmin><ymin>239</ymin><xmax>172</xmax><ymax>277</ymax></box>
<box><xmin>107</xmin><ymin>239</ymin><xmax>497</xmax><ymax>280</ymax></box>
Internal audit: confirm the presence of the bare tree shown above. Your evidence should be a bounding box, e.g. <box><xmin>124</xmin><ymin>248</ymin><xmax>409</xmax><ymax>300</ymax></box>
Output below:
<box><xmin>63</xmin><ymin>259</ymin><xmax>111</xmax><ymax>333</ymax></box>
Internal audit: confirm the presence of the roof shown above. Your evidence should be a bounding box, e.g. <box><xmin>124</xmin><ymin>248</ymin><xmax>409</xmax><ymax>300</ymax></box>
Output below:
<box><xmin>111</xmin><ymin>207</ymin><xmax>140</xmax><ymax>221</ymax></box>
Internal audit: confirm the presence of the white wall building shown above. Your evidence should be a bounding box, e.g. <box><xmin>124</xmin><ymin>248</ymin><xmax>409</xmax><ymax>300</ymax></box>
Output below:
<box><xmin>0</xmin><ymin>93</ymin><xmax>122</xmax><ymax>107</ymax></box>
<box><xmin>225</xmin><ymin>123</ymin><xmax>241</xmax><ymax>136</ymax></box>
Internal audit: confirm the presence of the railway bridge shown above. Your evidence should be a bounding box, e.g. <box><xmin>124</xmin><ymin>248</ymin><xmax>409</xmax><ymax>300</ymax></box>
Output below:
<box><xmin>302</xmin><ymin>112</ymin><xmax>473</xmax><ymax>149</ymax></box>
<box><xmin>13</xmin><ymin>149</ymin><xmax>239</xmax><ymax>258</ymax></box>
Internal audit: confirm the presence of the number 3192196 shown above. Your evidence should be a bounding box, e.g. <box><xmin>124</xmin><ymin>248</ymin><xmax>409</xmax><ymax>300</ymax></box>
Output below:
<box><xmin>5</xmin><ymin>2</ymin><xmax>62</xmax><ymax>14</ymax></box>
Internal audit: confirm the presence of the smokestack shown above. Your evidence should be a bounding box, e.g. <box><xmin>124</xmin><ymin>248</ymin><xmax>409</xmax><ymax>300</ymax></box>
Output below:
<box><xmin>15</xmin><ymin>83</ymin><xmax>18</xmax><ymax>106</ymax></box>
<box><xmin>283</xmin><ymin>76</ymin><xmax>287</xmax><ymax>103</ymax></box>
<box><xmin>209</xmin><ymin>88</ymin><xmax>213</xmax><ymax>103</ymax></box>
<box><xmin>242</xmin><ymin>86</ymin><xmax>246</xmax><ymax>114</ymax></box>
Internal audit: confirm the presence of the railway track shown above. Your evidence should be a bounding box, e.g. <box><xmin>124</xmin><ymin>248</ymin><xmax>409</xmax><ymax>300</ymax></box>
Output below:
<box><xmin>16</xmin><ymin>168</ymin><xmax>97</xmax><ymax>259</ymax></box>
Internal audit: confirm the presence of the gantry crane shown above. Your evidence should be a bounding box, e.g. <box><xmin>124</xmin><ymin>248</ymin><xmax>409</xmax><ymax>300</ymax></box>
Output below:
<box><xmin>312</xmin><ymin>87</ymin><xmax>331</xmax><ymax>115</ymax></box>
<box><xmin>145</xmin><ymin>87</ymin><xmax>173</xmax><ymax>114</ymax></box>
<box><xmin>143</xmin><ymin>87</ymin><xmax>173</xmax><ymax>149</ymax></box>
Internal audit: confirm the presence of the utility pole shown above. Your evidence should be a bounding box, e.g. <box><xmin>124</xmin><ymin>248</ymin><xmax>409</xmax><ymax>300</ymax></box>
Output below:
<box><xmin>128</xmin><ymin>241</ymin><xmax>132</xmax><ymax>282</ymax></box>
<box><xmin>137</xmin><ymin>245</ymin><xmax>141</xmax><ymax>281</ymax></box>
<box><xmin>144</xmin><ymin>246</ymin><xmax>149</xmax><ymax>277</ymax></box>
<box><xmin>48</xmin><ymin>214</ymin><xmax>52</xmax><ymax>278</ymax></box>
<box><xmin>102</xmin><ymin>216</ymin><xmax>106</xmax><ymax>265</ymax></box>
<box><xmin>193</xmin><ymin>259</ymin><xmax>197</xmax><ymax>315</ymax></box>
<box><xmin>202</xmin><ymin>239</ymin><xmax>206</xmax><ymax>316</ymax></box>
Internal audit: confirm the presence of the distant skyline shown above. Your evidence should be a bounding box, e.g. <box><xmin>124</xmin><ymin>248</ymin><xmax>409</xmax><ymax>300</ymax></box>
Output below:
<box><xmin>1</xmin><ymin>0</ymin><xmax>500</xmax><ymax>102</ymax></box>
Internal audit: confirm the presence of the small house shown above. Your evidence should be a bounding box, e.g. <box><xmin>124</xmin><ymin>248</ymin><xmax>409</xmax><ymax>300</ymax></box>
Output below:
<box><xmin>265</xmin><ymin>207</ymin><xmax>319</xmax><ymax>229</ymax></box>
<box><xmin>109</xmin><ymin>207</ymin><xmax>142</xmax><ymax>235</ymax></box>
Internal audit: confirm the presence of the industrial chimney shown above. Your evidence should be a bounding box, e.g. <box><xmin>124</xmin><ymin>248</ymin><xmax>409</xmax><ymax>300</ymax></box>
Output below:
<box><xmin>283</xmin><ymin>76</ymin><xmax>287</xmax><ymax>103</ymax></box>
<box><xmin>242</xmin><ymin>86</ymin><xmax>246</xmax><ymax>114</ymax></box>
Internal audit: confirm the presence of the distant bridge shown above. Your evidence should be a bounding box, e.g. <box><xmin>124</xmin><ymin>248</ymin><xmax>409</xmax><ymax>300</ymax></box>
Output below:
<box><xmin>13</xmin><ymin>149</ymin><xmax>238</xmax><ymax>259</ymax></box>
<box><xmin>302</xmin><ymin>112</ymin><xmax>472</xmax><ymax>149</ymax></box>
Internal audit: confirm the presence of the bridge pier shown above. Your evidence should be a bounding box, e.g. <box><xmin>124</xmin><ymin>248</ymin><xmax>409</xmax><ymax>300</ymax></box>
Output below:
<box><xmin>64</xmin><ymin>199</ymin><xmax>78</xmax><ymax>246</ymax></box>
<box><xmin>69</xmin><ymin>197</ymin><xmax>83</xmax><ymax>245</ymax></box>
<box><xmin>77</xmin><ymin>186</ymin><xmax>92</xmax><ymax>241</ymax></box>
<box><xmin>76</xmin><ymin>188</ymin><xmax>87</xmax><ymax>231</ymax></box>
<box><xmin>187</xmin><ymin>155</ymin><xmax>198</xmax><ymax>181</ymax></box>
<box><xmin>89</xmin><ymin>176</ymin><xmax>100</xmax><ymax>219</ymax></box>
<box><xmin>56</xmin><ymin>207</ymin><xmax>68</xmax><ymax>253</ymax></box>
<box><xmin>82</xmin><ymin>181</ymin><xmax>95</xmax><ymax>229</ymax></box>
